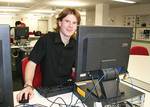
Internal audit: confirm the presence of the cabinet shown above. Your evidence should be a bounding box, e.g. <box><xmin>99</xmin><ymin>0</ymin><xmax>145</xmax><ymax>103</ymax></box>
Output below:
<box><xmin>124</xmin><ymin>15</ymin><xmax>150</xmax><ymax>42</ymax></box>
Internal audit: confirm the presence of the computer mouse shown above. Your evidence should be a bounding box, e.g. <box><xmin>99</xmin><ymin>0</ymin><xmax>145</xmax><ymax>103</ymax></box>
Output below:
<box><xmin>19</xmin><ymin>93</ymin><xmax>29</xmax><ymax>104</ymax></box>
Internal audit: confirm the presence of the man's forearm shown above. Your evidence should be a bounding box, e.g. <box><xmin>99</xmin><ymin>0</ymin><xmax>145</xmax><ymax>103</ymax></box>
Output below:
<box><xmin>24</xmin><ymin>61</ymin><xmax>36</xmax><ymax>86</ymax></box>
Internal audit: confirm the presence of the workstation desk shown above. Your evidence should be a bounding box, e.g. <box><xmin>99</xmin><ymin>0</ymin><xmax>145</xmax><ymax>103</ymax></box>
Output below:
<box><xmin>13</xmin><ymin>55</ymin><xmax>148</xmax><ymax>107</ymax></box>
<box><xmin>13</xmin><ymin>83</ymin><xmax>144</xmax><ymax>107</ymax></box>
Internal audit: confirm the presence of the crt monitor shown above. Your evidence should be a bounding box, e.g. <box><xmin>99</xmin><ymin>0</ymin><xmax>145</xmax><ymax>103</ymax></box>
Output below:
<box><xmin>15</xmin><ymin>27</ymin><xmax>29</xmax><ymax>40</ymax></box>
<box><xmin>75</xmin><ymin>26</ymin><xmax>132</xmax><ymax>99</ymax></box>
<box><xmin>0</xmin><ymin>24</ymin><xmax>14</xmax><ymax>106</ymax></box>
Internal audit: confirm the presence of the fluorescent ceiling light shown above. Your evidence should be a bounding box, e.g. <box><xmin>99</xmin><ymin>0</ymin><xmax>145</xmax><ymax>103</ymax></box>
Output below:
<box><xmin>112</xmin><ymin>0</ymin><xmax>136</xmax><ymax>3</ymax></box>
<box><xmin>0</xmin><ymin>0</ymin><xmax>32</xmax><ymax>3</ymax></box>
<box><xmin>0</xmin><ymin>13</ymin><xmax>16</xmax><ymax>16</ymax></box>
<box><xmin>0</xmin><ymin>6</ymin><xmax>27</xmax><ymax>12</ymax></box>
<box><xmin>31</xmin><ymin>9</ymin><xmax>55</xmax><ymax>14</ymax></box>
<box><xmin>49</xmin><ymin>0</ymin><xmax>88</xmax><ymax>7</ymax></box>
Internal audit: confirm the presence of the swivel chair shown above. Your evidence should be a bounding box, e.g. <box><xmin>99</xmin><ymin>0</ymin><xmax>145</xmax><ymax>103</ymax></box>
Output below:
<box><xmin>22</xmin><ymin>57</ymin><xmax>42</xmax><ymax>88</ymax></box>
<box><xmin>130</xmin><ymin>46</ymin><xmax>149</xmax><ymax>56</ymax></box>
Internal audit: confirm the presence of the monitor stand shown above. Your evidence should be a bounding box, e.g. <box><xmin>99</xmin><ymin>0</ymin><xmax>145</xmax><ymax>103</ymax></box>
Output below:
<box><xmin>99</xmin><ymin>79</ymin><xmax>121</xmax><ymax>99</ymax></box>
<box><xmin>87</xmin><ymin>68</ymin><xmax>123</xmax><ymax>99</ymax></box>
<box><xmin>85</xmin><ymin>78</ymin><xmax>121</xmax><ymax>100</ymax></box>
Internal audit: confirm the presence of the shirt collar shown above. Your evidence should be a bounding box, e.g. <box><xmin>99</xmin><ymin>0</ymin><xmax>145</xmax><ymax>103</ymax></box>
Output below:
<box><xmin>54</xmin><ymin>32</ymin><xmax>62</xmax><ymax>44</ymax></box>
<box><xmin>54</xmin><ymin>32</ymin><xmax>75</xmax><ymax>48</ymax></box>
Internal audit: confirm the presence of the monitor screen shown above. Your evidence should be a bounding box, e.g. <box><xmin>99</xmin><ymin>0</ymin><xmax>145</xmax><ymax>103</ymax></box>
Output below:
<box><xmin>0</xmin><ymin>24</ymin><xmax>14</xmax><ymax>106</ymax></box>
<box><xmin>75</xmin><ymin>26</ymin><xmax>132</xmax><ymax>82</ymax></box>
<box><xmin>15</xmin><ymin>27</ymin><xmax>29</xmax><ymax>40</ymax></box>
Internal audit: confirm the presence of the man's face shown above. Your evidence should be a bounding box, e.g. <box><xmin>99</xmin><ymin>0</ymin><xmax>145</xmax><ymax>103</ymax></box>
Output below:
<box><xmin>58</xmin><ymin>14</ymin><xmax>78</xmax><ymax>38</ymax></box>
<box><xmin>17</xmin><ymin>24</ymin><xmax>22</xmax><ymax>27</ymax></box>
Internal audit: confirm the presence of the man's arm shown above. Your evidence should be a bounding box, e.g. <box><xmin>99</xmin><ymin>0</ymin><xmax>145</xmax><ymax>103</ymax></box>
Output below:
<box><xmin>16</xmin><ymin>60</ymin><xmax>37</xmax><ymax>102</ymax></box>
<box><xmin>24</xmin><ymin>60</ymin><xmax>36</xmax><ymax>87</ymax></box>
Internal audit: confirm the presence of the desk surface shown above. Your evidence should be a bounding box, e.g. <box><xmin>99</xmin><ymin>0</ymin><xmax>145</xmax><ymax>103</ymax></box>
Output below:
<box><xmin>13</xmin><ymin>55</ymin><xmax>147</xmax><ymax>107</ymax></box>
<box><xmin>13</xmin><ymin>83</ymin><xmax>144</xmax><ymax>107</ymax></box>
<box><xmin>14</xmin><ymin>90</ymin><xmax>87</xmax><ymax>107</ymax></box>
<box><xmin>75</xmin><ymin>82</ymin><xmax>144</xmax><ymax>107</ymax></box>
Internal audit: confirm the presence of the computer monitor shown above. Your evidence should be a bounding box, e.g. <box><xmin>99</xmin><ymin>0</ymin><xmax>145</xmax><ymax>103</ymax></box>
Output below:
<box><xmin>75</xmin><ymin>26</ymin><xmax>132</xmax><ymax>99</ymax></box>
<box><xmin>15</xmin><ymin>27</ymin><xmax>29</xmax><ymax>40</ymax></box>
<box><xmin>0</xmin><ymin>24</ymin><xmax>14</xmax><ymax>106</ymax></box>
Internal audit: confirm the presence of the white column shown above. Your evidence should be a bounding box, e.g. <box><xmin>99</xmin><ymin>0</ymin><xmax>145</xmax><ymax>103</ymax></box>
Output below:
<box><xmin>95</xmin><ymin>3</ymin><xmax>109</xmax><ymax>26</ymax></box>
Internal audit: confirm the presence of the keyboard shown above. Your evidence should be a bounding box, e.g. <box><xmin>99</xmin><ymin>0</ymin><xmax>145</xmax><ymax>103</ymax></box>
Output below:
<box><xmin>36</xmin><ymin>83</ymin><xmax>75</xmax><ymax>98</ymax></box>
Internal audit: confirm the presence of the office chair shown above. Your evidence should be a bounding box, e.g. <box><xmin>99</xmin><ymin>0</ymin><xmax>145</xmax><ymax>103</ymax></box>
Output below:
<box><xmin>130</xmin><ymin>46</ymin><xmax>149</xmax><ymax>56</ymax></box>
<box><xmin>22</xmin><ymin>57</ymin><xmax>76</xmax><ymax>88</ymax></box>
<box><xmin>21</xmin><ymin>57</ymin><xmax>42</xmax><ymax>88</ymax></box>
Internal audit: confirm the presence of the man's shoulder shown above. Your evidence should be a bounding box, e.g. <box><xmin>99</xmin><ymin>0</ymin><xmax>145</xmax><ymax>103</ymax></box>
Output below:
<box><xmin>42</xmin><ymin>31</ymin><xmax>59</xmax><ymax>39</ymax></box>
<box><xmin>47</xmin><ymin>31</ymin><xmax>58</xmax><ymax>36</ymax></box>
<box><xmin>39</xmin><ymin>31</ymin><xmax>56</xmax><ymax>39</ymax></box>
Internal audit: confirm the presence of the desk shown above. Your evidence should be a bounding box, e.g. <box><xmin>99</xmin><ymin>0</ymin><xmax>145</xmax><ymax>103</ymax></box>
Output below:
<box><xmin>122</xmin><ymin>55</ymin><xmax>150</xmax><ymax>107</ymax></box>
<box><xmin>13</xmin><ymin>55</ymin><xmax>147</xmax><ymax>107</ymax></box>
<box><xmin>14</xmin><ymin>90</ymin><xmax>87</xmax><ymax>107</ymax></box>
<box><xmin>13</xmin><ymin>83</ymin><xmax>144</xmax><ymax>107</ymax></box>
<box><xmin>75</xmin><ymin>83</ymin><xmax>144</xmax><ymax>107</ymax></box>
<box><xmin>11</xmin><ymin>40</ymin><xmax>37</xmax><ymax>49</ymax></box>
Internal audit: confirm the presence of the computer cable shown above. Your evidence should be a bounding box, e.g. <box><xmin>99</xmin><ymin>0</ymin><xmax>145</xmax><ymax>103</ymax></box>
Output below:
<box><xmin>68</xmin><ymin>92</ymin><xmax>74</xmax><ymax>106</ymax></box>
<box><xmin>91</xmin><ymin>76</ymin><xmax>100</xmax><ymax>98</ymax></box>
<box><xmin>74</xmin><ymin>75</ymin><xmax>104</xmax><ymax>106</ymax></box>
<box><xmin>49</xmin><ymin>97</ymin><xmax>67</xmax><ymax>107</ymax></box>
<box><xmin>132</xmin><ymin>103</ymin><xmax>141</xmax><ymax>107</ymax></box>
<box><xmin>126</xmin><ymin>101</ymin><xmax>134</xmax><ymax>107</ymax></box>
<box><xmin>45</xmin><ymin>91</ymin><xmax>75</xmax><ymax>107</ymax></box>
<box><xmin>73</xmin><ymin>98</ymin><xmax>85</xmax><ymax>107</ymax></box>
<box><xmin>47</xmin><ymin>91</ymin><xmax>74</xmax><ymax>107</ymax></box>
<box><xmin>82</xmin><ymin>75</ymin><xmax>104</xmax><ymax>102</ymax></box>
<box><xmin>39</xmin><ymin>82</ymin><xmax>78</xmax><ymax>107</ymax></box>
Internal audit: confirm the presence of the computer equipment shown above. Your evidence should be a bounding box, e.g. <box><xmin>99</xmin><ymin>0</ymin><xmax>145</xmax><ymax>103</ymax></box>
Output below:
<box><xmin>75</xmin><ymin>26</ymin><xmax>132</xmax><ymax>99</ymax></box>
<box><xmin>37</xmin><ymin>85</ymin><xmax>74</xmax><ymax>98</ymax></box>
<box><xmin>15</xmin><ymin>27</ymin><xmax>29</xmax><ymax>40</ymax></box>
<box><xmin>19</xmin><ymin>93</ymin><xmax>29</xmax><ymax>104</ymax></box>
<box><xmin>36</xmin><ymin>82</ymin><xmax>75</xmax><ymax>98</ymax></box>
<box><xmin>0</xmin><ymin>24</ymin><xmax>14</xmax><ymax>106</ymax></box>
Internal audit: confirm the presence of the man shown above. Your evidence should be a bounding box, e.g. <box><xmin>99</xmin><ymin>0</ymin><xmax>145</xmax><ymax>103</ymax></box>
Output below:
<box><xmin>17</xmin><ymin>8</ymin><xmax>81</xmax><ymax>101</ymax></box>
<box><xmin>15</xmin><ymin>21</ymin><xmax>22</xmax><ymax>27</ymax></box>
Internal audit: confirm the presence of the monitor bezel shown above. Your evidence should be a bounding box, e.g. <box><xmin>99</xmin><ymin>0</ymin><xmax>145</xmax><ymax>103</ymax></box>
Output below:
<box><xmin>0</xmin><ymin>24</ymin><xmax>14</xmax><ymax>107</ymax></box>
<box><xmin>14</xmin><ymin>27</ymin><xmax>29</xmax><ymax>40</ymax></box>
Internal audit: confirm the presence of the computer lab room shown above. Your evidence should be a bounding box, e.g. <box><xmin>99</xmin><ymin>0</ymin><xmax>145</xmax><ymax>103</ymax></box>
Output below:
<box><xmin>0</xmin><ymin>0</ymin><xmax>150</xmax><ymax>107</ymax></box>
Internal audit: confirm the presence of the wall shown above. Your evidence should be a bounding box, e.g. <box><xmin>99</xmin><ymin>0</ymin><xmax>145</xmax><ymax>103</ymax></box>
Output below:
<box><xmin>86</xmin><ymin>9</ymin><xmax>95</xmax><ymax>25</ymax></box>
<box><xmin>0</xmin><ymin>12</ymin><xmax>86</xmax><ymax>32</ymax></box>
<box><xmin>0</xmin><ymin>14</ymin><xmax>16</xmax><ymax>26</ymax></box>
<box><xmin>109</xmin><ymin>4</ymin><xmax>150</xmax><ymax>26</ymax></box>
<box><xmin>109</xmin><ymin>4</ymin><xmax>150</xmax><ymax>54</ymax></box>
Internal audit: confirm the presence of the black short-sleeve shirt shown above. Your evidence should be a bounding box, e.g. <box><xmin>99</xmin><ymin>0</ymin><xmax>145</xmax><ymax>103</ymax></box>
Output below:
<box><xmin>29</xmin><ymin>32</ymin><xmax>76</xmax><ymax>87</ymax></box>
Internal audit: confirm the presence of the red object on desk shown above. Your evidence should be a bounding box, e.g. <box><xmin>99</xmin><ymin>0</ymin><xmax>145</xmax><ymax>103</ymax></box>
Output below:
<box><xmin>130</xmin><ymin>46</ymin><xmax>149</xmax><ymax>56</ymax></box>
<box><xmin>22</xmin><ymin>57</ymin><xmax>42</xmax><ymax>88</ymax></box>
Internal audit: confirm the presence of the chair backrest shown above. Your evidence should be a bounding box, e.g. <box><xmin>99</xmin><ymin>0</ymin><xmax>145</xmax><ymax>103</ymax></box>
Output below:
<box><xmin>130</xmin><ymin>46</ymin><xmax>149</xmax><ymax>56</ymax></box>
<box><xmin>22</xmin><ymin>57</ymin><xmax>42</xmax><ymax>88</ymax></box>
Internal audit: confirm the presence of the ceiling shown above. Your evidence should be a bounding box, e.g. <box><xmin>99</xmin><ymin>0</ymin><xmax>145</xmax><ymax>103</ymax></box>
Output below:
<box><xmin>0</xmin><ymin>0</ymin><xmax>150</xmax><ymax>15</ymax></box>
